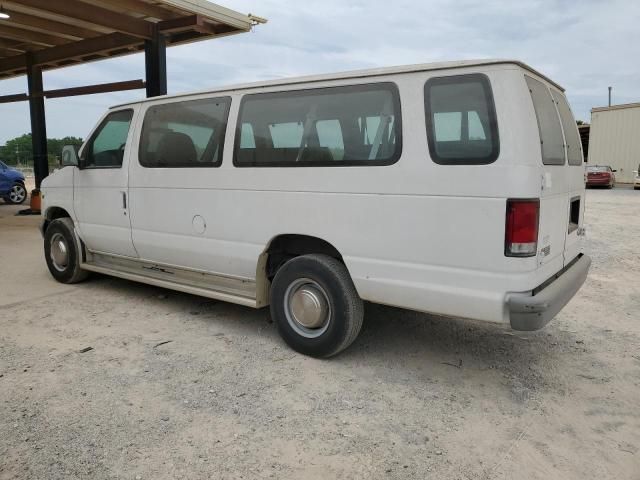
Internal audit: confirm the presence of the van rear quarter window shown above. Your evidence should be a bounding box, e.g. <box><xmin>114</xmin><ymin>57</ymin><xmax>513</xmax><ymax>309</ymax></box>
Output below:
<box><xmin>552</xmin><ymin>91</ymin><xmax>583</xmax><ymax>165</ymax></box>
<box><xmin>234</xmin><ymin>83</ymin><xmax>402</xmax><ymax>167</ymax></box>
<box><xmin>525</xmin><ymin>76</ymin><xmax>565</xmax><ymax>165</ymax></box>
<box><xmin>139</xmin><ymin>97</ymin><xmax>231</xmax><ymax>168</ymax></box>
<box><xmin>424</xmin><ymin>73</ymin><xmax>499</xmax><ymax>165</ymax></box>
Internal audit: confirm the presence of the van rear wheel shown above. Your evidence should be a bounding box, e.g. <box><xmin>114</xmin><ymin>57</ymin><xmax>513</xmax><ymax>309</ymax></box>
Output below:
<box><xmin>270</xmin><ymin>254</ymin><xmax>363</xmax><ymax>358</ymax></box>
<box><xmin>44</xmin><ymin>218</ymin><xmax>89</xmax><ymax>284</ymax></box>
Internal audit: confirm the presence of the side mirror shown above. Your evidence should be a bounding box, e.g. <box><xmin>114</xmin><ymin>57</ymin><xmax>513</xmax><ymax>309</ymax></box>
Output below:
<box><xmin>611</xmin><ymin>169</ymin><xmax>617</xmax><ymax>173</ymax></box>
<box><xmin>61</xmin><ymin>145</ymin><xmax>79</xmax><ymax>167</ymax></box>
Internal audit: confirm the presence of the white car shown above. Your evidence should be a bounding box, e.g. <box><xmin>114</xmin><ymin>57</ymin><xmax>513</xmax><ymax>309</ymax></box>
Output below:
<box><xmin>40</xmin><ymin>59</ymin><xmax>590</xmax><ymax>357</ymax></box>
<box><xmin>634</xmin><ymin>168</ymin><xmax>640</xmax><ymax>190</ymax></box>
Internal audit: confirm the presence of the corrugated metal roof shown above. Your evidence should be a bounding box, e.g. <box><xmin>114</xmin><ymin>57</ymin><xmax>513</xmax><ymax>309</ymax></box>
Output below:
<box><xmin>0</xmin><ymin>0</ymin><xmax>265</xmax><ymax>80</ymax></box>
<box><xmin>591</xmin><ymin>102</ymin><xmax>640</xmax><ymax>113</ymax></box>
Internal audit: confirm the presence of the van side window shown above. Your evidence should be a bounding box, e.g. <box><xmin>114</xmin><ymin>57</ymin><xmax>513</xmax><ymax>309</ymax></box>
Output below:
<box><xmin>525</xmin><ymin>76</ymin><xmax>565</xmax><ymax>165</ymax></box>
<box><xmin>233</xmin><ymin>83</ymin><xmax>401</xmax><ymax>167</ymax></box>
<box><xmin>139</xmin><ymin>97</ymin><xmax>231</xmax><ymax>168</ymax></box>
<box><xmin>551</xmin><ymin>91</ymin><xmax>583</xmax><ymax>166</ymax></box>
<box><xmin>82</xmin><ymin>110</ymin><xmax>133</xmax><ymax>168</ymax></box>
<box><xmin>424</xmin><ymin>74</ymin><xmax>499</xmax><ymax>165</ymax></box>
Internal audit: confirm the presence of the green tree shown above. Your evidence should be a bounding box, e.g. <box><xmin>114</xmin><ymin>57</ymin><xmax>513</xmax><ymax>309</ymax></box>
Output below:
<box><xmin>0</xmin><ymin>134</ymin><xmax>83</xmax><ymax>166</ymax></box>
<box><xmin>47</xmin><ymin>136</ymin><xmax>84</xmax><ymax>165</ymax></box>
<box><xmin>0</xmin><ymin>134</ymin><xmax>33</xmax><ymax>166</ymax></box>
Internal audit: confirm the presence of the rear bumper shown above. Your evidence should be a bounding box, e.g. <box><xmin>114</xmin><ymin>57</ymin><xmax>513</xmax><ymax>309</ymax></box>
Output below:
<box><xmin>507</xmin><ymin>254</ymin><xmax>591</xmax><ymax>331</ymax></box>
<box><xmin>586</xmin><ymin>178</ymin><xmax>611</xmax><ymax>186</ymax></box>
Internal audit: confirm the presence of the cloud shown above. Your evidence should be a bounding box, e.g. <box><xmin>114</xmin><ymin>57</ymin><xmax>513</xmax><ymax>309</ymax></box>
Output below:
<box><xmin>0</xmin><ymin>0</ymin><xmax>638</xmax><ymax>145</ymax></box>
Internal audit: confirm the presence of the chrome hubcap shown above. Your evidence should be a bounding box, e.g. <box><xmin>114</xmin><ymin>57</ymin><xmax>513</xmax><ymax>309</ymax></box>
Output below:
<box><xmin>284</xmin><ymin>278</ymin><xmax>331</xmax><ymax>338</ymax></box>
<box><xmin>50</xmin><ymin>233</ymin><xmax>69</xmax><ymax>272</ymax></box>
<box><xmin>9</xmin><ymin>184</ymin><xmax>26</xmax><ymax>203</ymax></box>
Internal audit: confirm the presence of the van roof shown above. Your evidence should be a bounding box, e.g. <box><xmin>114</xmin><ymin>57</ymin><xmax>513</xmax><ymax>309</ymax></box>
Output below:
<box><xmin>113</xmin><ymin>59</ymin><xmax>563</xmax><ymax>108</ymax></box>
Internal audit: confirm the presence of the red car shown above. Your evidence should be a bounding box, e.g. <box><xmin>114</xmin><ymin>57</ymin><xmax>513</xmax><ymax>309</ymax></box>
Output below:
<box><xmin>586</xmin><ymin>165</ymin><xmax>616</xmax><ymax>188</ymax></box>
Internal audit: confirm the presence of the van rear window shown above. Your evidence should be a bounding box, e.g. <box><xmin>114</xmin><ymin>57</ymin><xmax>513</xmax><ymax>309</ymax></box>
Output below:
<box><xmin>234</xmin><ymin>83</ymin><xmax>402</xmax><ymax>167</ymax></box>
<box><xmin>424</xmin><ymin>74</ymin><xmax>499</xmax><ymax>165</ymax></box>
<box><xmin>552</xmin><ymin>91</ymin><xmax>583</xmax><ymax>165</ymax></box>
<box><xmin>525</xmin><ymin>76</ymin><xmax>565</xmax><ymax>165</ymax></box>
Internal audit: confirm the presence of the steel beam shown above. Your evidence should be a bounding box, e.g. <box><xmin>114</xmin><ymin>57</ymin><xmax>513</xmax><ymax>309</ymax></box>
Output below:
<box><xmin>43</xmin><ymin>79</ymin><xmax>146</xmax><ymax>99</ymax></box>
<box><xmin>144</xmin><ymin>28</ymin><xmax>167</xmax><ymax>97</ymax></box>
<box><xmin>26</xmin><ymin>55</ymin><xmax>48</xmax><ymax>189</ymax></box>
<box><xmin>0</xmin><ymin>93</ymin><xmax>29</xmax><ymax>104</ymax></box>
<box><xmin>0</xmin><ymin>80</ymin><xmax>146</xmax><ymax>104</ymax></box>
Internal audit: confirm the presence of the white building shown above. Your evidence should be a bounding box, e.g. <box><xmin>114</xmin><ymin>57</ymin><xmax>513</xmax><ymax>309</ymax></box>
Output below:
<box><xmin>588</xmin><ymin>102</ymin><xmax>640</xmax><ymax>183</ymax></box>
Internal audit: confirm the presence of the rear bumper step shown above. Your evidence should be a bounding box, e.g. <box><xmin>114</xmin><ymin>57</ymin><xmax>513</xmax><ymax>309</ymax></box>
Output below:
<box><xmin>507</xmin><ymin>254</ymin><xmax>591</xmax><ymax>331</ymax></box>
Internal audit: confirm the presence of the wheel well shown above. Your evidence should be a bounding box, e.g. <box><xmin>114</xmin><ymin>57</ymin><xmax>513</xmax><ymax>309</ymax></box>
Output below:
<box><xmin>254</xmin><ymin>234</ymin><xmax>344</xmax><ymax>308</ymax></box>
<box><xmin>264</xmin><ymin>234</ymin><xmax>343</xmax><ymax>280</ymax></box>
<box><xmin>42</xmin><ymin>207</ymin><xmax>71</xmax><ymax>232</ymax></box>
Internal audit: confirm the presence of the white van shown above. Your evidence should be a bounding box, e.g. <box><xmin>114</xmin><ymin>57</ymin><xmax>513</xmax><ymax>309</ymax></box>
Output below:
<box><xmin>41</xmin><ymin>59</ymin><xmax>591</xmax><ymax>357</ymax></box>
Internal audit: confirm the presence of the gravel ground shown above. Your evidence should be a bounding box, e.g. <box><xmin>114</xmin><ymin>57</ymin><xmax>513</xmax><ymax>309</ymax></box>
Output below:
<box><xmin>0</xmin><ymin>187</ymin><xmax>639</xmax><ymax>479</ymax></box>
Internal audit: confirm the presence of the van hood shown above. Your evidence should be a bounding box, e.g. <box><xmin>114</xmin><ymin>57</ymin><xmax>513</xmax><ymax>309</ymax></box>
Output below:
<box><xmin>41</xmin><ymin>166</ymin><xmax>73</xmax><ymax>190</ymax></box>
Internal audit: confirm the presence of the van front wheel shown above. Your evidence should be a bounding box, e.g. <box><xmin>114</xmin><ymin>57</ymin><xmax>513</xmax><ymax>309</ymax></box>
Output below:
<box><xmin>44</xmin><ymin>218</ymin><xmax>89</xmax><ymax>284</ymax></box>
<box><xmin>270</xmin><ymin>254</ymin><xmax>363</xmax><ymax>358</ymax></box>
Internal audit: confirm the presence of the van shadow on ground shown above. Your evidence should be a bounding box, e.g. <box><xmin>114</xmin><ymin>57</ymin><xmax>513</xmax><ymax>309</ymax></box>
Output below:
<box><xmin>84</xmin><ymin>272</ymin><xmax>576</xmax><ymax>402</ymax></box>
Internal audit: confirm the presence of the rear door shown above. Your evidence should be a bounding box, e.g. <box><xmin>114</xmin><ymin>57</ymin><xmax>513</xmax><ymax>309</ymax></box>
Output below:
<box><xmin>128</xmin><ymin>96</ymin><xmax>231</xmax><ymax>271</ymax></box>
<box><xmin>525</xmin><ymin>76</ymin><xmax>584</xmax><ymax>268</ymax></box>
<box><xmin>551</xmin><ymin>90</ymin><xmax>585</xmax><ymax>264</ymax></box>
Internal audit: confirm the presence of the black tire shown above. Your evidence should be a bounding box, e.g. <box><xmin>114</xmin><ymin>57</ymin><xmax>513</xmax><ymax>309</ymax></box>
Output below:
<box><xmin>5</xmin><ymin>182</ymin><xmax>27</xmax><ymax>204</ymax></box>
<box><xmin>270</xmin><ymin>254</ymin><xmax>363</xmax><ymax>358</ymax></box>
<box><xmin>43</xmin><ymin>217</ymin><xmax>89</xmax><ymax>284</ymax></box>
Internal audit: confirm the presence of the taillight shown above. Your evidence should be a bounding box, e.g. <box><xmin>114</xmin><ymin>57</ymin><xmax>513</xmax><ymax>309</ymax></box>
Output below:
<box><xmin>505</xmin><ymin>199</ymin><xmax>539</xmax><ymax>257</ymax></box>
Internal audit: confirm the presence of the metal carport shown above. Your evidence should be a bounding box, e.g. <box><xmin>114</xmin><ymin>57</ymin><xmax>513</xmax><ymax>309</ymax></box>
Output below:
<box><xmin>0</xmin><ymin>0</ymin><xmax>265</xmax><ymax>196</ymax></box>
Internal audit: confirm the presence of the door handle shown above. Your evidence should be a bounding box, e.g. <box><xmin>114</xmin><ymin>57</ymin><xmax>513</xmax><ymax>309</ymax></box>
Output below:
<box><xmin>121</xmin><ymin>191</ymin><xmax>127</xmax><ymax>209</ymax></box>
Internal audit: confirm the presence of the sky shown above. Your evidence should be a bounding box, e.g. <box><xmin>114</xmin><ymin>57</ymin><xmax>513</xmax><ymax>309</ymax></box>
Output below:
<box><xmin>1</xmin><ymin>0</ymin><xmax>639</xmax><ymax>145</ymax></box>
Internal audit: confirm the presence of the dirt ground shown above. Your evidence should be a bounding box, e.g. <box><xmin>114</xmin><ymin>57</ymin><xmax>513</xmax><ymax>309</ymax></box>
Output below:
<box><xmin>0</xmin><ymin>187</ymin><xmax>638</xmax><ymax>480</ymax></box>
